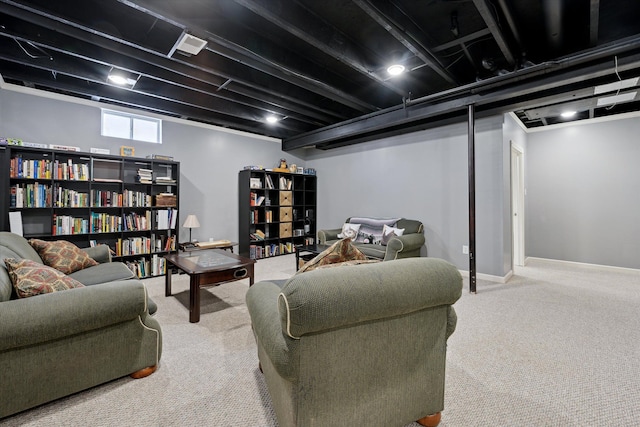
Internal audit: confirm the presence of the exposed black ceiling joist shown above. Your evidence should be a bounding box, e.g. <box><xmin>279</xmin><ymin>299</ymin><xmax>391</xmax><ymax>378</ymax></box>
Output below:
<box><xmin>283</xmin><ymin>39</ymin><xmax>640</xmax><ymax>150</ymax></box>
<box><xmin>1</xmin><ymin>0</ymin><xmax>639</xmax><ymax>143</ymax></box>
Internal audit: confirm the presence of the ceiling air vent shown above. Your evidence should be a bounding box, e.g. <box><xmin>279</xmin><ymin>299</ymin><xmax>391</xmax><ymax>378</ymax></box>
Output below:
<box><xmin>170</xmin><ymin>33</ymin><xmax>207</xmax><ymax>57</ymax></box>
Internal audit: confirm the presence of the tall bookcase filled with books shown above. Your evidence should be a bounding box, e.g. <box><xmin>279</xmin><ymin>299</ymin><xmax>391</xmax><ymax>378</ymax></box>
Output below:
<box><xmin>238</xmin><ymin>169</ymin><xmax>317</xmax><ymax>260</ymax></box>
<box><xmin>1</xmin><ymin>145</ymin><xmax>179</xmax><ymax>278</ymax></box>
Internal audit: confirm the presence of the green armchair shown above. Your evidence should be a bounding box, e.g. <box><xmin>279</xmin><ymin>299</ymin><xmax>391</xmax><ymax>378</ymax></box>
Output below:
<box><xmin>246</xmin><ymin>257</ymin><xmax>462</xmax><ymax>427</ymax></box>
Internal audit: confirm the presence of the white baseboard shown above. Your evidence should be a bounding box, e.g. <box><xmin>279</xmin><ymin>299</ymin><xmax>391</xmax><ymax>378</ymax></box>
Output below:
<box><xmin>525</xmin><ymin>257</ymin><xmax>640</xmax><ymax>274</ymax></box>
<box><xmin>458</xmin><ymin>269</ymin><xmax>513</xmax><ymax>284</ymax></box>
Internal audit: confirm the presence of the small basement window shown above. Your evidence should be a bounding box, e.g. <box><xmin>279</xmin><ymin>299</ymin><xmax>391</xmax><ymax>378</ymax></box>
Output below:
<box><xmin>101</xmin><ymin>109</ymin><xmax>162</xmax><ymax>143</ymax></box>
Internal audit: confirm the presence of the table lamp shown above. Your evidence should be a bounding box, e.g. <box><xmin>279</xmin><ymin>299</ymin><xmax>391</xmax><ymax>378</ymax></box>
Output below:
<box><xmin>183</xmin><ymin>214</ymin><xmax>200</xmax><ymax>243</ymax></box>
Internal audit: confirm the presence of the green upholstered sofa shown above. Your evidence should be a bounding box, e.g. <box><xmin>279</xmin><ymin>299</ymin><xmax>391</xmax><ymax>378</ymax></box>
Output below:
<box><xmin>317</xmin><ymin>217</ymin><xmax>425</xmax><ymax>260</ymax></box>
<box><xmin>0</xmin><ymin>232</ymin><xmax>162</xmax><ymax>418</ymax></box>
<box><xmin>246</xmin><ymin>257</ymin><xmax>462</xmax><ymax>427</ymax></box>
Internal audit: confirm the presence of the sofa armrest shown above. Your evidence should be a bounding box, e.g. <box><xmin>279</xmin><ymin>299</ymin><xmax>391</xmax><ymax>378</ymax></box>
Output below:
<box><xmin>0</xmin><ymin>280</ymin><xmax>149</xmax><ymax>351</ymax></box>
<box><xmin>384</xmin><ymin>233</ymin><xmax>425</xmax><ymax>260</ymax></box>
<box><xmin>246</xmin><ymin>281</ymin><xmax>299</xmax><ymax>381</ymax></box>
<box><xmin>81</xmin><ymin>244</ymin><xmax>112</xmax><ymax>263</ymax></box>
<box><xmin>317</xmin><ymin>228</ymin><xmax>342</xmax><ymax>244</ymax></box>
<box><xmin>446</xmin><ymin>306</ymin><xmax>458</xmax><ymax>339</ymax></box>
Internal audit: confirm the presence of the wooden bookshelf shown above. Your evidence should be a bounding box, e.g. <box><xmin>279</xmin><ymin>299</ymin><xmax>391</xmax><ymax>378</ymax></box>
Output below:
<box><xmin>1</xmin><ymin>145</ymin><xmax>180</xmax><ymax>278</ymax></box>
<box><xmin>238</xmin><ymin>169</ymin><xmax>317</xmax><ymax>259</ymax></box>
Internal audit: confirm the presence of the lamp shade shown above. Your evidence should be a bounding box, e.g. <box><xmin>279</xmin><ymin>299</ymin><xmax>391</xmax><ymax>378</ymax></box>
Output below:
<box><xmin>183</xmin><ymin>214</ymin><xmax>200</xmax><ymax>228</ymax></box>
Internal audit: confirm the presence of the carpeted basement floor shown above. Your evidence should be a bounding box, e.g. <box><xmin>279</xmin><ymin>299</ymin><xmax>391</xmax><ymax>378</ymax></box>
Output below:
<box><xmin>2</xmin><ymin>255</ymin><xmax>639</xmax><ymax>426</ymax></box>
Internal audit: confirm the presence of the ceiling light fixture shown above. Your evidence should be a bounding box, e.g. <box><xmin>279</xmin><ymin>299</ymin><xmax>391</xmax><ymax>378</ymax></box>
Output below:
<box><xmin>266</xmin><ymin>115</ymin><xmax>279</xmax><ymax>124</ymax></box>
<box><xmin>560</xmin><ymin>110</ymin><xmax>577</xmax><ymax>118</ymax></box>
<box><xmin>107</xmin><ymin>68</ymin><xmax>139</xmax><ymax>88</ymax></box>
<box><xmin>387</xmin><ymin>64</ymin><xmax>405</xmax><ymax>76</ymax></box>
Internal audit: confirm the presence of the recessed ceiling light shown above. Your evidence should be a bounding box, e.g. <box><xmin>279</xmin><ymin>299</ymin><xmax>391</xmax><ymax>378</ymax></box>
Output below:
<box><xmin>387</xmin><ymin>64</ymin><xmax>405</xmax><ymax>76</ymax></box>
<box><xmin>266</xmin><ymin>115</ymin><xmax>278</xmax><ymax>124</ymax></box>
<box><xmin>560</xmin><ymin>111</ymin><xmax>577</xmax><ymax>118</ymax></box>
<box><xmin>107</xmin><ymin>75</ymin><xmax>129</xmax><ymax>85</ymax></box>
<box><xmin>107</xmin><ymin>69</ymin><xmax>139</xmax><ymax>87</ymax></box>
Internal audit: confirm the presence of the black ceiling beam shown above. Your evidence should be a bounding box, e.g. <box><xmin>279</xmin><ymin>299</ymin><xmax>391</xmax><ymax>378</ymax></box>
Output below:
<box><xmin>0</xmin><ymin>0</ymin><xmax>354</xmax><ymax>124</ymax></box>
<box><xmin>202</xmin><ymin>37</ymin><xmax>375</xmax><ymax>113</ymax></box>
<box><xmin>0</xmin><ymin>62</ymin><xmax>297</xmax><ymax>138</ymax></box>
<box><xmin>0</xmin><ymin>24</ymin><xmax>333</xmax><ymax>129</ymax></box>
<box><xmin>283</xmin><ymin>39</ymin><xmax>640</xmax><ymax>150</ymax></box>
<box><xmin>352</xmin><ymin>0</ymin><xmax>457</xmax><ymax>85</ymax></box>
<box><xmin>472</xmin><ymin>0</ymin><xmax>517</xmax><ymax>66</ymax></box>
<box><xmin>118</xmin><ymin>0</ymin><xmax>375</xmax><ymax>114</ymax></box>
<box><xmin>590</xmin><ymin>0</ymin><xmax>600</xmax><ymax>46</ymax></box>
<box><xmin>495</xmin><ymin>0</ymin><xmax>523</xmax><ymax>49</ymax></box>
<box><xmin>0</xmin><ymin>40</ymin><xmax>310</xmax><ymax>131</ymax></box>
<box><xmin>231</xmin><ymin>0</ymin><xmax>408</xmax><ymax>98</ymax></box>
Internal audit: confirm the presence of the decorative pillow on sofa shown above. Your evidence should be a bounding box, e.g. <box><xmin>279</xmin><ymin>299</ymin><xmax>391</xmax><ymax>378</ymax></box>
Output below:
<box><xmin>296</xmin><ymin>238</ymin><xmax>367</xmax><ymax>274</ymax></box>
<box><xmin>337</xmin><ymin>223</ymin><xmax>361</xmax><ymax>239</ymax></box>
<box><xmin>348</xmin><ymin>217</ymin><xmax>400</xmax><ymax>244</ymax></box>
<box><xmin>28</xmin><ymin>239</ymin><xmax>98</xmax><ymax>274</ymax></box>
<box><xmin>381</xmin><ymin>224</ymin><xmax>405</xmax><ymax>245</ymax></box>
<box><xmin>4</xmin><ymin>258</ymin><xmax>85</xmax><ymax>298</ymax></box>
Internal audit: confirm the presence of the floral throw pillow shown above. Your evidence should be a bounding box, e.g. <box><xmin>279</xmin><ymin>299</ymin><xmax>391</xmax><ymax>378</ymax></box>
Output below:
<box><xmin>29</xmin><ymin>239</ymin><xmax>98</xmax><ymax>274</ymax></box>
<box><xmin>4</xmin><ymin>258</ymin><xmax>85</xmax><ymax>298</ymax></box>
<box><xmin>296</xmin><ymin>238</ymin><xmax>367</xmax><ymax>274</ymax></box>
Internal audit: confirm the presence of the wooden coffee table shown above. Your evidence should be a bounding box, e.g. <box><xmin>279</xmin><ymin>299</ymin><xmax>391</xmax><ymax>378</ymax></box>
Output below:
<box><xmin>165</xmin><ymin>249</ymin><xmax>255</xmax><ymax>323</ymax></box>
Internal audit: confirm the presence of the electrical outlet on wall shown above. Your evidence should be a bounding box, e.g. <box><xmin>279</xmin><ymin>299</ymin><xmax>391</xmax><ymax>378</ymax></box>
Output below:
<box><xmin>462</xmin><ymin>245</ymin><xmax>469</xmax><ymax>254</ymax></box>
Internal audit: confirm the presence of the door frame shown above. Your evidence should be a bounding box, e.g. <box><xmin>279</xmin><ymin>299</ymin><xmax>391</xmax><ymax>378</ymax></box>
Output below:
<box><xmin>511</xmin><ymin>143</ymin><xmax>525</xmax><ymax>267</ymax></box>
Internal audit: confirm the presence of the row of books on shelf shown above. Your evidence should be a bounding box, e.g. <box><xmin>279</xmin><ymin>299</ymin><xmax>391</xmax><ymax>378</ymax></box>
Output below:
<box><xmin>124</xmin><ymin>254</ymin><xmax>168</xmax><ymax>278</ymax></box>
<box><xmin>251</xmin><ymin>174</ymin><xmax>291</xmax><ymax>190</ymax></box>
<box><xmin>249</xmin><ymin>210</ymin><xmax>282</xmax><ymax>224</ymax></box>
<box><xmin>52</xmin><ymin>215</ymin><xmax>90</xmax><ymax>235</ymax></box>
<box><xmin>136</xmin><ymin>168</ymin><xmax>176</xmax><ymax>185</ymax></box>
<box><xmin>279</xmin><ymin>176</ymin><xmax>292</xmax><ymax>190</ymax></box>
<box><xmin>10</xmin><ymin>183</ymin><xmax>52</xmax><ymax>208</ymax></box>
<box><xmin>91</xmin><ymin>189</ymin><xmax>152</xmax><ymax>207</ymax></box>
<box><xmin>249</xmin><ymin>242</ymin><xmax>296</xmax><ymax>259</ymax></box>
<box><xmin>249</xmin><ymin>192</ymin><xmax>267</xmax><ymax>206</ymax></box>
<box><xmin>9</xmin><ymin>156</ymin><xmax>90</xmax><ymax>181</ymax></box>
<box><xmin>114</xmin><ymin>234</ymin><xmax>176</xmax><ymax>256</ymax></box>
<box><xmin>90</xmin><ymin>210</ymin><xmax>160</xmax><ymax>233</ymax></box>
<box><xmin>55</xmin><ymin>188</ymin><xmax>89</xmax><ymax>207</ymax></box>
<box><xmin>51</xmin><ymin>211</ymin><xmax>175</xmax><ymax>235</ymax></box>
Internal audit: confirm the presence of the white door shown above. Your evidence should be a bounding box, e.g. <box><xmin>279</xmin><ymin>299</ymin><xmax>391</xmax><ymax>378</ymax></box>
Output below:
<box><xmin>511</xmin><ymin>144</ymin><xmax>525</xmax><ymax>266</ymax></box>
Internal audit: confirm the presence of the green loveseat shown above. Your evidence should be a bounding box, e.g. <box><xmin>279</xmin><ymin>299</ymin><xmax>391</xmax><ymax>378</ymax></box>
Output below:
<box><xmin>317</xmin><ymin>217</ymin><xmax>425</xmax><ymax>260</ymax></box>
<box><xmin>246</xmin><ymin>257</ymin><xmax>462</xmax><ymax>427</ymax></box>
<box><xmin>0</xmin><ymin>232</ymin><xmax>162</xmax><ymax>418</ymax></box>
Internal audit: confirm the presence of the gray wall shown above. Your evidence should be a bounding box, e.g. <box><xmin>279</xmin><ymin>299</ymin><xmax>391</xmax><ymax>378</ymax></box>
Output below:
<box><xmin>526</xmin><ymin>117</ymin><xmax>640</xmax><ymax>269</ymax></box>
<box><xmin>299</xmin><ymin>115</ymin><xmax>512</xmax><ymax>278</ymax></box>
<box><xmin>0</xmin><ymin>86</ymin><xmax>301</xmax><ymax>243</ymax></box>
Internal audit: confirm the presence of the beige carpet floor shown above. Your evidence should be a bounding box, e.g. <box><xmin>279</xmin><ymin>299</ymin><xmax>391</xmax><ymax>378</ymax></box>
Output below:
<box><xmin>2</xmin><ymin>255</ymin><xmax>639</xmax><ymax>426</ymax></box>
